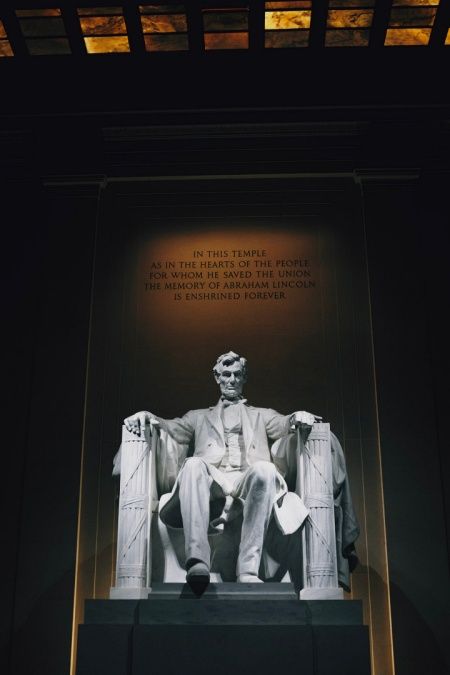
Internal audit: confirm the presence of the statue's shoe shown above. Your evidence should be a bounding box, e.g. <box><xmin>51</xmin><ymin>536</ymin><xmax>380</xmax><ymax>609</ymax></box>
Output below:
<box><xmin>186</xmin><ymin>561</ymin><xmax>210</xmax><ymax>587</ymax></box>
<box><xmin>237</xmin><ymin>574</ymin><xmax>263</xmax><ymax>583</ymax></box>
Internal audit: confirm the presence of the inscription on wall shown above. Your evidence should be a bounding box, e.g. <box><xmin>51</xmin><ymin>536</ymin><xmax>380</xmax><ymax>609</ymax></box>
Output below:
<box><xmin>144</xmin><ymin>248</ymin><xmax>316</xmax><ymax>302</ymax></box>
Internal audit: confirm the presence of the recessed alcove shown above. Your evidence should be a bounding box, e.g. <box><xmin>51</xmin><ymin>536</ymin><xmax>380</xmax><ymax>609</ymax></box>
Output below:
<box><xmin>72</xmin><ymin>170</ymin><xmax>393</xmax><ymax>675</ymax></box>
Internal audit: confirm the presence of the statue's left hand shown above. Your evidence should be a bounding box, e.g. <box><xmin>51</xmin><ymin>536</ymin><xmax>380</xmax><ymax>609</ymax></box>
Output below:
<box><xmin>289</xmin><ymin>411</ymin><xmax>321</xmax><ymax>430</ymax></box>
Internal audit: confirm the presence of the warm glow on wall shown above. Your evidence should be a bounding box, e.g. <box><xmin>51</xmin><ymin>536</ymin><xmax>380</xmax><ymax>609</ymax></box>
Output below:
<box><xmin>70</xmin><ymin>183</ymin><xmax>395</xmax><ymax>675</ymax></box>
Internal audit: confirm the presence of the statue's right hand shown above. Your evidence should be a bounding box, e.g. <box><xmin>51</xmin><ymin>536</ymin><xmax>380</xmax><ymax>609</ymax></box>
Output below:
<box><xmin>124</xmin><ymin>411</ymin><xmax>158</xmax><ymax>436</ymax></box>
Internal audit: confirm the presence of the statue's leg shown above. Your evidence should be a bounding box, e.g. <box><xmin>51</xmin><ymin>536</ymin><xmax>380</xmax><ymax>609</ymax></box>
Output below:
<box><xmin>235</xmin><ymin>461</ymin><xmax>278</xmax><ymax>581</ymax></box>
<box><xmin>178</xmin><ymin>457</ymin><xmax>213</xmax><ymax>571</ymax></box>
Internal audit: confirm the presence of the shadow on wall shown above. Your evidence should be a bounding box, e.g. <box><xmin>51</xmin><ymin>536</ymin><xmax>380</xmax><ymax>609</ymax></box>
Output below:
<box><xmin>389</xmin><ymin>583</ymin><xmax>450</xmax><ymax>675</ymax></box>
<box><xmin>7</xmin><ymin>570</ymin><xmax>75</xmax><ymax>675</ymax></box>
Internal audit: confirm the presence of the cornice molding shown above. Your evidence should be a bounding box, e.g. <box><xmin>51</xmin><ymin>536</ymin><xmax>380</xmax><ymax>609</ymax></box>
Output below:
<box><xmin>354</xmin><ymin>168</ymin><xmax>421</xmax><ymax>187</ymax></box>
<box><xmin>42</xmin><ymin>174</ymin><xmax>107</xmax><ymax>197</ymax></box>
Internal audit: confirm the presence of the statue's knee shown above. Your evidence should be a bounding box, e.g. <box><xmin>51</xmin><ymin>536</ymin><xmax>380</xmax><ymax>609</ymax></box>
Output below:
<box><xmin>184</xmin><ymin>457</ymin><xmax>207</xmax><ymax>475</ymax></box>
<box><xmin>249</xmin><ymin>461</ymin><xmax>277</xmax><ymax>483</ymax></box>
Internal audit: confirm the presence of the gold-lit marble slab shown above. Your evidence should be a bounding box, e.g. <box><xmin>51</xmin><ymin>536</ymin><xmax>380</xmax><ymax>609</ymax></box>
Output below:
<box><xmin>19</xmin><ymin>17</ymin><xmax>66</xmax><ymax>37</ymax></box>
<box><xmin>385</xmin><ymin>27</ymin><xmax>432</xmax><ymax>45</ymax></box>
<box><xmin>204</xmin><ymin>32</ymin><xmax>249</xmax><ymax>50</ymax></box>
<box><xmin>0</xmin><ymin>26</ymin><xmax>13</xmax><ymax>57</ymax></box>
<box><xmin>203</xmin><ymin>11</ymin><xmax>248</xmax><ymax>32</ymax></box>
<box><xmin>27</xmin><ymin>37</ymin><xmax>71</xmax><ymax>55</ymax></box>
<box><xmin>265</xmin><ymin>30</ymin><xmax>309</xmax><ymax>47</ymax></box>
<box><xmin>84</xmin><ymin>36</ymin><xmax>130</xmax><ymax>53</ymax></box>
<box><xmin>265</xmin><ymin>10</ymin><xmax>311</xmax><ymax>30</ymax></box>
<box><xmin>144</xmin><ymin>33</ymin><xmax>188</xmax><ymax>51</ymax></box>
<box><xmin>15</xmin><ymin>8</ymin><xmax>70</xmax><ymax>55</ymax></box>
<box><xmin>77</xmin><ymin>7</ymin><xmax>130</xmax><ymax>53</ymax></box>
<box><xmin>141</xmin><ymin>14</ymin><xmax>187</xmax><ymax>33</ymax></box>
<box><xmin>392</xmin><ymin>0</ymin><xmax>439</xmax><ymax>5</ymax></box>
<box><xmin>77</xmin><ymin>7</ymin><xmax>123</xmax><ymax>16</ymax></box>
<box><xmin>326</xmin><ymin>28</ymin><xmax>370</xmax><ymax>46</ymax></box>
<box><xmin>0</xmin><ymin>42</ymin><xmax>13</xmax><ymax>56</ymax></box>
<box><xmin>266</xmin><ymin>0</ymin><xmax>311</xmax><ymax>7</ymax></box>
<box><xmin>327</xmin><ymin>9</ymin><xmax>374</xmax><ymax>28</ymax></box>
<box><xmin>140</xmin><ymin>3</ymin><xmax>185</xmax><ymax>13</ymax></box>
<box><xmin>15</xmin><ymin>8</ymin><xmax>61</xmax><ymax>17</ymax></box>
<box><xmin>79</xmin><ymin>16</ymin><xmax>127</xmax><ymax>36</ymax></box>
<box><xmin>328</xmin><ymin>0</ymin><xmax>374</xmax><ymax>5</ymax></box>
<box><xmin>389</xmin><ymin>7</ymin><xmax>437</xmax><ymax>26</ymax></box>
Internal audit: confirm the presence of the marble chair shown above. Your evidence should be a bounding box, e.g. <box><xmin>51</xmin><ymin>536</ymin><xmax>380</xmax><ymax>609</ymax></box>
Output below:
<box><xmin>110</xmin><ymin>422</ymin><xmax>346</xmax><ymax>600</ymax></box>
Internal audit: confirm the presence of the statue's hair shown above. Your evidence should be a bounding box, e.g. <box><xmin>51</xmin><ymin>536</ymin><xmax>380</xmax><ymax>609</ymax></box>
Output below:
<box><xmin>213</xmin><ymin>351</ymin><xmax>247</xmax><ymax>381</ymax></box>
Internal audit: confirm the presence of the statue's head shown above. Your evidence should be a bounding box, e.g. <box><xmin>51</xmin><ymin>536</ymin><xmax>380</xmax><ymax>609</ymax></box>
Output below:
<box><xmin>213</xmin><ymin>351</ymin><xmax>247</xmax><ymax>401</ymax></box>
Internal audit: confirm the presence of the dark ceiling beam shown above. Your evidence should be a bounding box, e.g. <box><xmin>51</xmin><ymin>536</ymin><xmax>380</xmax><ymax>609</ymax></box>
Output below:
<box><xmin>369</xmin><ymin>0</ymin><xmax>393</xmax><ymax>48</ymax></box>
<box><xmin>61</xmin><ymin>7</ymin><xmax>87</xmax><ymax>56</ymax></box>
<box><xmin>309</xmin><ymin>0</ymin><xmax>328</xmax><ymax>49</ymax></box>
<box><xmin>123</xmin><ymin>3</ymin><xmax>145</xmax><ymax>55</ymax></box>
<box><xmin>249</xmin><ymin>0</ymin><xmax>264</xmax><ymax>51</ymax></box>
<box><xmin>186</xmin><ymin>1</ymin><xmax>204</xmax><ymax>53</ymax></box>
<box><xmin>1</xmin><ymin>8</ymin><xmax>28</xmax><ymax>57</ymax></box>
<box><xmin>429</xmin><ymin>0</ymin><xmax>450</xmax><ymax>47</ymax></box>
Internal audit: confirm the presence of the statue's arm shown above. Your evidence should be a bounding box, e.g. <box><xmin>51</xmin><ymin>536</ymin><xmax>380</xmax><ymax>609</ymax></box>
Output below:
<box><xmin>264</xmin><ymin>408</ymin><xmax>320</xmax><ymax>440</ymax></box>
<box><xmin>155</xmin><ymin>412</ymin><xmax>195</xmax><ymax>445</ymax></box>
<box><xmin>263</xmin><ymin>409</ymin><xmax>292</xmax><ymax>440</ymax></box>
<box><xmin>123</xmin><ymin>409</ymin><xmax>195</xmax><ymax>446</ymax></box>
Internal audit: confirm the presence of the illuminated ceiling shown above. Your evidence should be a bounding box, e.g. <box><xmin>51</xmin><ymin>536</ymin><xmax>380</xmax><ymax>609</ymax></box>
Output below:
<box><xmin>0</xmin><ymin>0</ymin><xmax>449</xmax><ymax>57</ymax></box>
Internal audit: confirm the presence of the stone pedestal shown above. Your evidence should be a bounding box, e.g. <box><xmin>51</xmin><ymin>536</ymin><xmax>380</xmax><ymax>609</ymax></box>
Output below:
<box><xmin>77</xmin><ymin>585</ymin><xmax>371</xmax><ymax>675</ymax></box>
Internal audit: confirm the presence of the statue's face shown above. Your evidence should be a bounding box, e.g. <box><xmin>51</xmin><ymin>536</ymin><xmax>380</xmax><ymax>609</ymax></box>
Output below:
<box><xmin>215</xmin><ymin>361</ymin><xmax>245</xmax><ymax>400</ymax></box>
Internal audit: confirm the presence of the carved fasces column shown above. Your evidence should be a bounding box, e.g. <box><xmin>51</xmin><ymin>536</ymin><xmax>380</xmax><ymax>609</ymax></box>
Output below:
<box><xmin>297</xmin><ymin>422</ymin><xmax>343</xmax><ymax>599</ymax></box>
<box><xmin>110</xmin><ymin>425</ymin><xmax>157</xmax><ymax>599</ymax></box>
